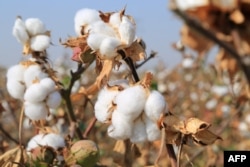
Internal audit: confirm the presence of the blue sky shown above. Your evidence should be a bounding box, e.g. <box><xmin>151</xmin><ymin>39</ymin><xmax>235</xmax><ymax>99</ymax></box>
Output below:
<box><xmin>0</xmin><ymin>1</ymin><xmax>182</xmax><ymax>68</ymax></box>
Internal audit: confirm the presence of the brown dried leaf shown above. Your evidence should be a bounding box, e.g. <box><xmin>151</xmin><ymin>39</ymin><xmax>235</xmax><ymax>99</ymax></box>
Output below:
<box><xmin>165</xmin><ymin>129</ymin><xmax>182</xmax><ymax>146</ymax></box>
<box><xmin>162</xmin><ymin>113</ymin><xmax>185</xmax><ymax>132</ymax></box>
<box><xmin>124</xmin><ymin>39</ymin><xmax>146</xmax><ymax>62</ymax></box>
<box><xmin>61</xmin><ymin>35</ymin><xmax>88</xmax><ymax>49</ymax></box>
<box><xmin>192</xmin><ymin>129</ymin><xmax>222</xmax><ymax>146</ymax></box>
<box><xmin>184</xmin><ymin>117</ymin><xmax>211</xmax><ymax>134</ymax></box>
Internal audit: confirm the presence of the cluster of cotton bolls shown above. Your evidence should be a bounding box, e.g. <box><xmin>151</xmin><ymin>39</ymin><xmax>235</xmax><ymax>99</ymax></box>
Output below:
<box><xmin>94</xmin><ymin>80</ymin><xmax>167</xmax><ymax>143</ymax></box>
<box><xmin>12</xmin><ymin>16</ymin><xmax>50</xmax><ymax>52</ymax></box>
<box><xmin>74</xmin><ymin>8</ymin><xmax>136</xmax><ymax>59</ymax></box>
<box><xmin>6</xmin><ymin>61</ymin><xmax>61</xmax><ymax>120</ymax></box>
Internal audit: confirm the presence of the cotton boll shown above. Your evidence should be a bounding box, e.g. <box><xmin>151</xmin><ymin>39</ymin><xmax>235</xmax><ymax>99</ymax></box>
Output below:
<box><xmin>39</xmin><ymin>77</ymin><xmax>56</xmax><ymax>93</ymax></box>
<box><xmin>24</xmin><ymin>83</ymin><xmax>49</xmax><ymax>103</ymax></box>
<box><xmin>145</xmin><ymin>90</ymin><xmax>167</xmax><ymax>122</ymax></box>
<box><xmin>40</xmin><ymin>133</ymin><xmax>65</xmax><ymax>149</ymax></box>
<box><xmin>144</xmin><ymin>117</ymin><xmax>161</xmax><ymax>141</ymax></box>
<box><xmin>130</xmin><ymin>119</ymin><xmax>147</xmax><ymax>143</ymax></box>
<box><xmin>24</xmin><ymin>65</ymin><xmax>48</xmax><ymax>87</ymax></box>
<box><xmin>74</xmin><ymin>8</ymin><xmax>101</xmax><ymax>36</ymax></box>
<box><xmin>12</xmin><ymin>17</ymin><xmax>29</xmax><ymax>44</ymax></box>
<box><xmin>7</xmin><ymin>79</ymin><xmax>25</xmax><ymax>100</ymax></box>
<box><xmin>118</xmin><ymin>16</ymin><xmax>136</xmax><ymax>46</ymax></box>
<box><xmin>109</xmin><ymin>12</ymin><xmax>122</xmax><ymax>29</ymax></box>
<box><xmin>24</xmin><ymin>101</ymin><xmax>48</xmax><ymax>120</ymax></box>
<box><xmin>107</xmin><ymin>110</ymin><xmax>133</xmax><ymax>140</ymax></box>
<box><xmin>99</xmin><ymin>37</ymin><xmax>122</xmax><ymax>59</ymax></box>
<box><xmin>46</xmin><ymin>91</ymin><xmax>61</xmax><ymax>109</ymax></box>
<box><xmin>30</xmin><ymin>35</ymin><xmax>50</xmax><ymax>51</ymax></box>
<box><xmin>87</xmin><ymin>33</ymin><xmax>108</xmax><ymax>51</ymax></box>
<box><xmin>88</xmin><ymin>21</ymin><xmax>117</xmax><ymax>37</ymax></box>
<box><xmin>25</xmin><ymin>18</ymin><xmax>46</xmax><ymax>36</ymax></box>
<box><xmin>27</xmin><ymin>134</ymin><xmax>45</xmax><ymax>151</ymax></box>
<box><xmin>7</xmin><ymin>64</ymin><xmax>26</xmax><ymax>82</ymax></box>
<box><xmin>114</xmin><ymin>85</ymin><xmax>147</xmax><ymax>120</ymax></box>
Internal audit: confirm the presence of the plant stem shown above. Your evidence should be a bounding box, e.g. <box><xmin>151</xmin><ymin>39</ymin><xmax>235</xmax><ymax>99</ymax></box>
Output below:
<box><xmin>18</xmin><ymin>105</ymin><xmax>24</xmax><ymax>146</ymax></box>
<box><xmin>166</xmin><ymin>144</ymin><xmax>177</xmax><ymax>167</ymax></box>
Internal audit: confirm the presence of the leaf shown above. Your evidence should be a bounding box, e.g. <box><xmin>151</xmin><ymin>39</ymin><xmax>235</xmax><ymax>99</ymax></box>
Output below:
<box><xmin>184</xmin><ymin>117</ymin><xmax>211</xmax><ymax>134</ymax></box>
<box><xmin>192</xmin><ymin>129</ymin><xmax>222</xmax><ymax>146</ymax></box>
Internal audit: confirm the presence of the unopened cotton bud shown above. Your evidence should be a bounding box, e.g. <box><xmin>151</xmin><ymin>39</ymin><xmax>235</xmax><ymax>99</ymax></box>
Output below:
<box><xmin>39</xmin><ymin>77</ymin><xmax>56</xmax><ymax>93</ymax></box>
<box><xmin>87</xmin><ymin>33</ymin><xmax>108</xmax><ymax>51</ymax></box>
<box><xmin>7</xmin><ymin>64</ymin><xmax>26</xmax><ymax>82</ymax></box>
<box><xmin>24</xmin><ymin>83</ymin><xmax>49</xmax><ymax>103</ymax></box>
<box><xmin>145</xmin><ymin>90</ymin><xmax>167</xmax><ymax>122</ymax></box>
<box><xmin>100</xmin><ymin>37</ymin><xmax>122</xmax><ymax>59</ymax></box>
<box><xmin>114</xmin><ymin>85</ymin><xmax>147</xmax><ymax>120</ymax></box>
<box><xmin>118</xmin><ymin>16</ymin><xmax>136</xmax><ymax>46</ymax></box>
<box><xmin>7</xmin><ymin>79</ymin><xmax>25</xmax><ymax>100</ymax></box>
<box><xmin>24</xmin><ymin>64</ymin><xmax>48</xmax><ymax>87</ymax></box>
<box><xmin>144</xmin><ymin>117</ymin><xmax>161</xmax><ymax>141</ymax></box>
<box><xmin>12</xmin><ymin>17</ymin><xmax>29</xmax><ymax>44</ymax></box>
<box><xmin>30</xmin><ymin>35</ymin><xmax>50</xmax><ymax>51</ymax></box>
<box><xmin>107</xmin><ymin>110</ymin><xmax>132</xmax><ymax>140</ymax></box>
<box><xmin>24</xmin><ymin>101</ymin><xmax>48</xmax><ymax>120</ymax></box>
<box><xmin>74</xmin><ymin>8</ymin><xmax>101</xmax><ymax>36</ymax></box>
<box><xmin>46</xmin><ymin>91</ymin><xmax>61</xmax><ymax>109</ymax></box>
<box><xmin>130</xmin><ymin>119</ymin><xmax>147</xmax><ymax>143</ymax></box>
<box><xmin>25</xmin><ymin>18</ymin><xmax>46</xmax><ymax>36</ymax></box>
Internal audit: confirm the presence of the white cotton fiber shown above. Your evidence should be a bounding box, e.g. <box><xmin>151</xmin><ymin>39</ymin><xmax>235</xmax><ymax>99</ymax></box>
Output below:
<box><xmin>24</xmin><ymin>101</ymin><xmax>48</xmax><ymax>120</ymax></box>
<box><xmin>40</xmin><ymin>133</ymin><xmax>65</xmax><ymax>149</ymax></box>
<box><xmin>7</xmin><ymin>79</ymin><xmax>25</xmax><ymax>100</ymax></box>
<box><xmin>99</xmin><ymin>37</ymin><xmax>122</xmax><ymax>59</ymax></box>
<box><xmin>144</xmin><ymin>116</ymin><xmax>161</xmax><ymax>141</ymax></box>
<box><xmin>25</xmin><ymin>18</ymin><xmax>46</xmax><ymax>36</ymax></box>
<box><xmin>46</xmin><ymin>91</ymin><xmax>61</xmax><ymax>109</ymax></box>
<box><xmin>88</xmin><ymin>21</ymin><xmax>117</xmax><ymax>37</ymax></box>
<box><xmin>87</xmin><ymin>33</ymin><xmax>108</xmax><ymax>51</ymax></box>
<box><xmin>118</xmin><ymin>16</ymin><xmax>136</xmax><ymax>46</ymax></box>
<box><xmin>145</xmin><ymin>90</ymin><xmax>167</xmax><ymax>122</ymax></box>
<box><xmin>26</xmin><ymin>133</ymin><xmax>45</xmax><ymax>151</ymax></box>
<box><xmin>74</xmin><ymin>8</ymin><xmax>101</xmax><ymax>36</ymax></box>
<box><xmin>109</xmin><ymin>12</ymin><xmax>122</xmax><ymax>29</ymax></box>
<box><xmin>108</xmin><ymin>110</ymin><xmax>133</xmax><ymax>140</ymax></box>
<box><xmin>40</xmin><ymin>77</ymin><xmax>56</xmax><ymax>93</ymax></box>
<box><xmin>24</xmin><ymin>83</ymin><xmax>49</xmax><ymax>102</ymax></box>
<box><xmin>114</xmin><ymin>85</ymin><xmax>147</xmax><ymax>120</ymax></box>
<box><xmin>24</xmin><ymin>64</ymin><xmax>48</xmax><ymax>87</ymax></box>
<box><xmin>7</xmin><ymin>64</ymin><xmax>26</xmax><ymax>81</ymax></box>
<box><xmin>30</xmin><ymin>35</ymin><xmax>50</xmax><ymax>51</ymax></box>
<box><xmin>130</xmin><ymin>119</ymin><xmax>147</xmax><ymax>143</ymax></box>
<box><xmin>94</xmin><ymin>87</ymin><xmax>120</xmax><ymax>123</ymax></box>
<box><xmin>12</xmin><ymin>17</ymin><xmax>29</xmax><ymax>44</ymax></box>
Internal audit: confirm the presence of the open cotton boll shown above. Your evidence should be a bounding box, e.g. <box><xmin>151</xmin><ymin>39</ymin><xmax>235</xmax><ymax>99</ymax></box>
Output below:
<box><xmin>109</xmin><ymin>12</ymin><xmax>122</xmax><ymax>29</ymax></box>
<box><xmin>108</xmin><ymin>110</ymin><xmax>133</xmax><ymax>140</ymax></box>
<box><xmin>39</xmin><ymin>77</ymin><xmax>56</xmax><ymax>93</ymax></box>
<box><xmin>7</xmin><ymin>79</ymin><xmax>25</xmax><ymax>100</ymax></box>
<box><xmin>74</xmin><ymin>8</ymin><xmax>101</xmax><ymax>36</ymax></box>
<box><xmin>30</xmin><ymin>35</ymin><xmax>50</xmax><ymax>52</ymax></box>
<box><xmin>144</xmin><ymin>116</ymin><xmax>161</xmax><ymax>141</ymax></box>
<box><xmin>12</xmin><ymin>17</ymin><xmax>29</xmax><ymax>44</ymax></box>
<box><xmin>94</xmin><ymin>87</ymin><xmax>120</xmax><ymax>123</ymax></box>
<box><xmin>25</xmin><ymin>18</ymin><xmax>46</xmax><ymax>36</ymax></box>
<box><xmin>26</xmin><ymin>134</ymin><xmax>45</xmax><ymax>151</ymax></box>
<box><xmin>118</xmin><ymin>16</ymin><xmax>136</xmax><ymax>46</ymax></box>
<box><xmin>24</xmin><ymin>64</ymin><xmax>48</xmax><ymax>87</ymax></box>
<box><xmin>87</xmin><ymin>33</ymin><xmax>108</xmax><ymax>51</ymax></box>
<box><xmin>40</xmin><ymin>133</ymin><xmax>65</xmax><ymax>149</ymax></box>
<box><xmin>7</xmin><ymin>64</ymin><xmax>26</xmax><ymax>81</ymax></box>
<box><xmin>24</xmin><ymin>83</ymin><xmax>49</xmax><ymax>103</ymax></box>
<box><xmin>145</xmin><ymin>90</ymin><xmax>167</xmax><ymax>122</ymax></box>
<box><xmin>24</xmin><ymin>101</ymin><xmax>48</xmax><ymax>120</ymax></box>
<box><xmin>88</xmin><ymin>21</ymin><xmax>117</xmax><ymax>37</ymax></box>
<box><xmin>130</xmin><ymin>119</ymin><xmax>147</xmax><ymax>143</ymax></box>
<box><xmin>100</xmin><ymin>37</ymin><xmax>122</xmax><ymax>59</ymax></box>
<box><xmin>114</xmin><ymin>85</ymin><xmax>147</xmax><ymax>120</ymax></box>
<box><xmin>46</xmin><ymin>91</ymin><xmax>61</xmax><ymax>109</ymax></box>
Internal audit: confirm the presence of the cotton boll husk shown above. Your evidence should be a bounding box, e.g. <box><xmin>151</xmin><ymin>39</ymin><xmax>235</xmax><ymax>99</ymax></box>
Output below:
<box><xmin>12</xmin><ymin>17</ymin><xmax>29</xmax><ymax>44</ymax></box>
<box><xmin>88</xmin><ymin>21</ymin><xmax>117</xmax><ymax>37</ymax></box>
<box><xmin>144</xmin><ymin>116</ymin><xmax>161</xmax><ymax>141</ymax></box>
<box><xmin>99</xmin><ymin>37</ymin><xmax>122</xmax><ymax>59</ymax></box>
<box><xmin>25</xmin><ymin>18</ymin><xmax>46</xmax><ymax>36</ymax></box>
<box><xmin>7</xmin><ymin>79</ymin><xmax>25</xmax><ymax>100</ymax></box>
<box><xmin>130</xmin><ymin>118</ymin><xmax>147</xmax><ymax>143</ymax></box>
<box><xmin>94</xmin><ymin>87</ymin><xmax>120</xmax><ymax>123</ymax></box>
<box><xmin>114</xmin><ymin>85</ymin><xmax>147</xmax><ymax>120</ymax></box>
<box><xmin>74</xmin><ymin>8</ymin><xmax>101</xmax><ymax>36</ymax></box>
<box><xmin>7</xmin><ymin>64</ymin><xmax>26</xmax><ymax>81</ymax></box>
<box><xmin>24</xmin><ymin>83</ymin><xmax>49</xmax><ymax>103</ymax></box>
<box><xmin>145</xmin><ymin>90</ymin><xmax>167</xmax><ymax>122</ymax></box>
<box><xmin>24</xmin><ymin>65</ymin><xmax>48</xmax><ymax>87</ymax></box>
<box><xmin>24</xmin><ymin>101</ymin><xmax>48</xmax><ymax>120</ymax></box>
<box><xmin>30</xmin><ymin>35</ymin><xmax>50</xmax><ymax>52</ymax></box>
<box><xmin>118</xmin><ymin>16</ymin><xmax>136</xmax><ymax>46</ymax></box>
<box><xmin>107</xmin><ymin>110</ymin><xmax>133</xmax><ymax>140</ymax></box>
<box><xmin>39</xmin><ymin>77</ymin><xmax>56</xmax><ymax>93</ymax></box>
<box><xmin>26</xmin><ymin>134</ymin><xmax>45</xmax><ymax>151</ymax></box>
<box><xmin>46</xmin><ymin>91</ymin><xmax>61</xmax><ymax>109</ymax></box>
<box><xmin>40</xmin><ymin>133</ymin><xmax>65</xmax><ymax>149</ymax></box>
<box><xmin>87</xmin><ymin>33</ymin><xmax>108</xmax><ymax>51</ymax></box>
